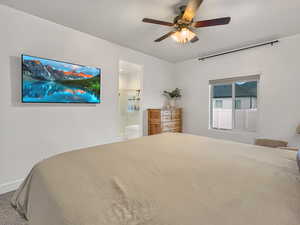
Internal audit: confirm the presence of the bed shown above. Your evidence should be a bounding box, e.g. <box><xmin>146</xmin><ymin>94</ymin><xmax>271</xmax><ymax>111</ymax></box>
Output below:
<box><xmin>12</xmin><ymin>133</ymin><xmax>300</xmax><ymax>225</ymax></box>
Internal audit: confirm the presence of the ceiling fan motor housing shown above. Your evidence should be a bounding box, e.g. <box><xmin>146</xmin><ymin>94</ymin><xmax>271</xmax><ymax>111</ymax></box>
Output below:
<box><xmin>179</xmin><ymin>5</ymin><xmax>186</xmax><ymax>14</ymax></box>
<box><xmin>174</xmin><ymin>5</ymin><xmax>193</xmax><ymax>26</ymax></box>
<box><xmin>141</xmin><ymin>0</ymin><xmax>231</xmax><ymax>43</ymax></box>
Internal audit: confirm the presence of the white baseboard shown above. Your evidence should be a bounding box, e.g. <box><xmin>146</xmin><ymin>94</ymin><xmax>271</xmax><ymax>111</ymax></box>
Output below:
<box><xmin>0</xmin><ymin>179</ymin><xmax>24</xmax><ymax>195</ymax></box>
<box><xmin>102</xmin><ymin>136</ymin><xmax>123</xmax><ymax>144</ymax></box>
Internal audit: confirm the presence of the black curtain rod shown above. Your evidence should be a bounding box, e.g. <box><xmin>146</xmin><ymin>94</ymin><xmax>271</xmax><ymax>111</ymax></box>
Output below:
<box><xmin>198</xmin><ymin>40</ymin><xmax>279</xmax><ymax>61</ymax></box>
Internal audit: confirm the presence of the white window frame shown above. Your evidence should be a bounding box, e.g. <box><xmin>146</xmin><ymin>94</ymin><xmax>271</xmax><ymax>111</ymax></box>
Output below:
<box><xmin>235</xmin><ymin>99</ymin><xmax>242</xmax><ymax>109</ymax></box>
<box><xmin>209</xmin><ymin>75</ymin><xmax>260</xmax><ymax>132</ymax></box>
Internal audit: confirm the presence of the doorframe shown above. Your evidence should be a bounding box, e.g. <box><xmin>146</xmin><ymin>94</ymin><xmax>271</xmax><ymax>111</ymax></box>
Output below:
<box><xmin>118</xmin><ymin>60</ymin><xmax>144</xmax><ymax>139</ymax></box>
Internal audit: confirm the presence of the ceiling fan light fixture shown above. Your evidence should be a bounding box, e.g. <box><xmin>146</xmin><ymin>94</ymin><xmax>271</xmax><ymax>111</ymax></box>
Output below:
<box><xmin>142</xmin><ymin>0</ymin><xmax>231</xmax><ymax>44</ymax></box>
<box><xmin>171</xmin><ymin>28</ymin><xmax>196</xmax><ymax>43</ymax></box>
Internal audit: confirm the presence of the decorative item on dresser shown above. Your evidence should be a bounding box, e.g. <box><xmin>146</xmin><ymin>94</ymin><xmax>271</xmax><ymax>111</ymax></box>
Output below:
<box><xmin>163</xmin><ymin>88</ymin><xmax>182</xmax><ymax>109</ymax></box>
<box><xmin>148</xmin><ymin>108</ymin><xmax>182</xmax><ymax>135</ymax></box>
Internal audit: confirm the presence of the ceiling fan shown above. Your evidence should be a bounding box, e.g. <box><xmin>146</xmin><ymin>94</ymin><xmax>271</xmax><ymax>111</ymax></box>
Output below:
<box><xmin>142</xmin><ymin>0</ymin><xmax>231</xmax><ymax>44</ymax></box>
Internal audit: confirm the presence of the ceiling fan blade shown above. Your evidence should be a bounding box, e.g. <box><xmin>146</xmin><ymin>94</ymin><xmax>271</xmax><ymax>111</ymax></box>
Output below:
<box><xmin>182</xmin><ymin>0</ymin><xmax>204</xmax><ymax>22</ymax></box>
<box><xmin>154</xmin><ymin>31</ymin><xmax>176</xmax><ymax>42</ymax></box>
<box><xmin>142</xmin><ymin>18</ymin><xmax>174</xmax><ymax>27</ymax></box>
<box><xmin>190</xmin><ymin>35</ymin><xmax>199</xmax><ymax>43</ymax></box>
<box><xmin>192</xmin><ymin>17</ymin><xmax>231</xmax><ymax>28</ymax></box>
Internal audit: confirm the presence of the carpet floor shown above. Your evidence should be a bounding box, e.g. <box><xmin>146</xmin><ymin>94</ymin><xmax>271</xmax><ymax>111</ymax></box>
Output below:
<box><xmin>0</xmin><ymin>192</ymin><xmax>28</xmax><ymax>225</ymax></box>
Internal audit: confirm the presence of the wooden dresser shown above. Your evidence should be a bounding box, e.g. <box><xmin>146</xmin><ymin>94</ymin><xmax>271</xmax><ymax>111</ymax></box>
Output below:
<box><xmin>148</xmin><ymin>108</ymin><xmax>182</xmax><ymax>135</ymax></box>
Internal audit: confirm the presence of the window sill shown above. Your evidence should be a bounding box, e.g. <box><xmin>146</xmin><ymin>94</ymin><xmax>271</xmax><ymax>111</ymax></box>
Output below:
<box><xmin>208</xmin><ymin>128</ymin><xmax>257</xmax><ymax>135</ymax></box>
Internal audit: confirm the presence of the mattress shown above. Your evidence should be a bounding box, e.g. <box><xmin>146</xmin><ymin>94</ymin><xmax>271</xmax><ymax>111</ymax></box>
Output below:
<box><xmin>12</xmin><ymin>133</ymin><xmax>300</xmax><ymax>225</ymax></box>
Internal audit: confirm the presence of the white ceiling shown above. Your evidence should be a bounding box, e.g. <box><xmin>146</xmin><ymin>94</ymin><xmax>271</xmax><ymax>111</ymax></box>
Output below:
<box><xmin>1</xmin><ymin>0</ymin><xmax>300</xmax><ymax>62</ymax></box>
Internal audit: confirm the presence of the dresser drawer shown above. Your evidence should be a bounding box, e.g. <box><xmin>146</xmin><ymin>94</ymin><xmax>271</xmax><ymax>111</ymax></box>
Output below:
<box><xmin>172</xmin><ymin>112</ymin><xmax>181</xmax><ymax>120</ymax></box>
<box><xmin>172</xmin><ymin>127</ymin><xmax>182</xmax><ymax>132</ymax></box>
<box><xmin>149</xmin><ymin>124</ymin><xmax>161</xmax><ymax>135</ymax></box>
<box><xmin>161</xmin><ymin>114</ymin><xmax>172</xmax><ymax>122</ymax></box>
<box><xmin>171</xmin><ymin>109</ymin><xmax>182</xmax><ymax>120</ymax></box>
<box><xmin>148</xmin><ymin>108</ymin><xmax>182</xmax><ymax>135</ymax></box>
<box><xmin>149</xmin><ymin>110</ymin><xmax>161</xmax><ymax>119</ymax></box>
<box><xmin>162</xmin><ymin>121</ymin><xmax>177</xmax><ymax>129</ymax></box>
<box><xmin>162</xmin><ymin>127</ymin><xmax>181</xmax><ymax>133</ymax></box>
<box><xmin>148</xmin><ymin>110</ymin><xmax>161</xmax><ymax>124</ymax></box>
<box><xmin>161</xmin><ymin>110</ymin><xmax>171</xmax><ymax>116</ymax></box>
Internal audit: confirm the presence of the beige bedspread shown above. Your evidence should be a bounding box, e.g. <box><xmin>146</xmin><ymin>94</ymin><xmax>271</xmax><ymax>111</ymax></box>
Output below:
<box><xmin>12</xmin><ymin>133</ymin><xmax>300</xmax><ymax>225</ymax></box>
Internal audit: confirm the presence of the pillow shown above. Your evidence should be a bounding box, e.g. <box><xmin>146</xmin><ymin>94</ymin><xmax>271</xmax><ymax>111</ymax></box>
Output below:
<box><xmin>255</xmin><ymin>138</ymin><xmax>288</xmax><ymax>148</ymax></box>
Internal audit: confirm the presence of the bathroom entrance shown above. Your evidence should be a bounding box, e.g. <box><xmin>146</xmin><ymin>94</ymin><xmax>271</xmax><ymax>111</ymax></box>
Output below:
<box><xmin>118</xmin><ymin>60</ymin><xmax>143</xmax><ymax>140</ymax></box>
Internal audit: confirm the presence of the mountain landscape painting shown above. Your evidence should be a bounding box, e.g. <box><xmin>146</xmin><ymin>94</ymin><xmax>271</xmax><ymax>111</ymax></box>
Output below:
<box><xmin>22</xmin><ymin>55</ymin><xmax>101</xmax><ymax>103</ymax></box>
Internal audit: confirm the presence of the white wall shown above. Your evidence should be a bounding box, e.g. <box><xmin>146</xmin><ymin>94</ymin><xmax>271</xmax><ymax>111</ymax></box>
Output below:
<box><xmin>175</xmin><ymin>34</ymin><xmax>300</xmax><ymax>146</ymax></box>
<box><xmin>0</xmin><ymin>5</ymin><xmax>174</xmax><ymax>193</ymax></box>
<box><xmin>119</xmin><ymin>71</ymin><xmax>140</xmax><ymax>90</ymax></box>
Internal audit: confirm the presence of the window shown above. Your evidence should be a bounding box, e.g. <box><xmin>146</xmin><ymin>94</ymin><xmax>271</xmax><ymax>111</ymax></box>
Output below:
<box><xmin>235</xmin><ymin>99</ymin><xmax>241</xmax><ymax>109</ymax></box>
<box><xmin>214</xmin><ymin>100</ymin><xmax>223</xmax><ymax>108</ymax></box>
<box><xmin>210</xmin><ymin>75</ymin><xmax>259</xmax><ymax>132</ymax></box>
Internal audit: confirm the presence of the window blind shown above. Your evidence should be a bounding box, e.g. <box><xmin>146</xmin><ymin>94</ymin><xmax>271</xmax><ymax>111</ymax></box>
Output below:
<box><xmin>209</xmin><ymin>75</ymin><xmax>260</xmax><ymax>85</ymax></box>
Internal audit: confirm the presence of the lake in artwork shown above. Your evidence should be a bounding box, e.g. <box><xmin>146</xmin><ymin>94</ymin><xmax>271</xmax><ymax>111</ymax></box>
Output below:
<box><xmin>22</xmin><ymin>55</ymin><xmax>101</xmax><ymax>103</ymax></box>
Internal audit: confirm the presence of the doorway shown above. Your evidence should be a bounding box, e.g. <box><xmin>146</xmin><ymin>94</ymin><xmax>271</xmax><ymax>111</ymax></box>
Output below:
<box><xmin>118</xmin><ymin>60</ymin><xmax>143</xmax><ymax>140</ymax></box>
